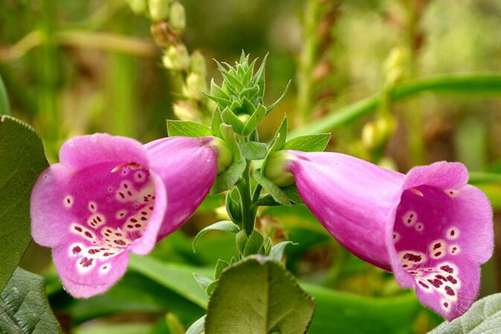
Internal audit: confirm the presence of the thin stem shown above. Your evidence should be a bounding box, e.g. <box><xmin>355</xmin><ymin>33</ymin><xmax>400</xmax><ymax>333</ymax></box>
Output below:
<box><xmin>297</xmin><ymin>0</ymin><xmax>321</xmax><ymax>125</ymax></box>
<box><xmin>291</xmin><ymin>74</ymin><xmax>501</xmax><ymax>137</ymax></box>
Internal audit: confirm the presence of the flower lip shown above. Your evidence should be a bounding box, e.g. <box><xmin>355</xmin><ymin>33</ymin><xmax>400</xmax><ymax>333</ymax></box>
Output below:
<box><xmin>385</xmin><ymin>161</ymin><xmax>493</xmax><ymax>320</ymax></box>
<box><xmin>31</xmin><ymin>134</ymin><xmax>167</xmax><ymax>298</ymax></box>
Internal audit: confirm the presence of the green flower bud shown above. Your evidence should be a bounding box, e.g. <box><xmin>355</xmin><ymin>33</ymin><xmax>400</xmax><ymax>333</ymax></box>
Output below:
<box><xmin>210</xmin><ymin>137</ymin><xmax>233</xmax><ymax>173</ymax></box>
<box><xmin>162</xmin><ymin>44</ymin><xmax>190</xmax><ymax>70</ymax></box>
<box><xmin>182</xmin><ymin>73</ymin><xmax>207</xmax><ymax>100</ymax></box>
<box><xmin>173</xmin><ymin>100</ymin><xmax>201</xmax><ymax>121</ymax></box>
<box><xmin>149</xmin><ymin>0</ymin><xmax>171</xmax><ymax>21</ymax></box>
<box><xmin>169</xmin><ymin>2</ymin><xmax>186</xmax><ymax>32</ymax></box>
<box><xmin>190</xmin><ymin>50</ymin><xmax>207</xmax><ymax>77</ymax></box>
<box><xmin>362</xmin><ymin>116</ymin><xmax>396</xmax><ymax>150</ymax></box>
<box><xmin>127</xmin><ymin>0</ymin><xmax>147</xmax><ymax>14</ymax></box>
<box><xmin>264</xmin><ymin>151</ymin><xmax>294</xmax><ymax>187</ymax></box>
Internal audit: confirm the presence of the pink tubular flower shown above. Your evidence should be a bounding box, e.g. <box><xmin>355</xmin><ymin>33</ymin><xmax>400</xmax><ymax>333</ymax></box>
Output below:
<box><xmin>31</xmin><ymin>134</ymin><xmax>225</xmax><ymax>298</ymax></box>
<box><xmin>266</xmin><ymin>151</ymin><xmax>493</xmax><ymax>320</ymax></box>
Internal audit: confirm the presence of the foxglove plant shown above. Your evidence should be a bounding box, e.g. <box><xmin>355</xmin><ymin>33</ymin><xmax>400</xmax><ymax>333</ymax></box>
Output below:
<box><xmin>31</xmin><ymin>134</ymin><xmax>230</xmax><ymax>297</ymax></box>
<box><xmin>265</xmin><ymin>150</ymin><xmax>494</xmax><ymax>320</ymax></box>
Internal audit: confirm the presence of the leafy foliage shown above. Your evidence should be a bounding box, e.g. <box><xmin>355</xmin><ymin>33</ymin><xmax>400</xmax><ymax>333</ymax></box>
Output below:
<box><xmin>429</xmin><ymin>293</ymin><xmax>501</xmax><ymax>334</ymax></box>
<box><xmin>0</xmin><ymin>116</ymin><xmax>48</xmax><ymax>290</ymax></box>
<box><xmin>205</xmin><ymin>256</ymin><xmax>315</xmax><ymax>334</ymax></box>
<box><xmin>0</xmin><ymin>268</ymin><xmax>61</xmax><ymax>333</ymax></box>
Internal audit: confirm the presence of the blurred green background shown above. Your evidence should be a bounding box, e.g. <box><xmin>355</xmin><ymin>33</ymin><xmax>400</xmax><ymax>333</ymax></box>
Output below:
<box><xmin>1</xmin><ymin>0</ymin><xmax>501</xmax><ymax>333</ymax></box>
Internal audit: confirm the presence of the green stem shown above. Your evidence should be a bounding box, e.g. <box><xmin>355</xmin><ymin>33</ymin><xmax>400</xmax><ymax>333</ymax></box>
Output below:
<box><xmin>237</xmin><ymin>163</ymin><xmax>254</xmax><ymax>236</ymax></box>
<box><xmin>291</xmin><ymin>74</ymin><xmax>501</xmax><ymax>137</ymax></box>
<box><xmin>297</xmin><ymin>0</ymin><xmax>321</xmax><ymax>125</ymax></box>
<box><xmin>38</xmin><ymin>0</ymin><xmax>60</xmax><ymax>159</ymax></box>
<box><xmin>0</xmin><ymin>74</ymin><xmax>9</xmax><ymax>115</ymax></box>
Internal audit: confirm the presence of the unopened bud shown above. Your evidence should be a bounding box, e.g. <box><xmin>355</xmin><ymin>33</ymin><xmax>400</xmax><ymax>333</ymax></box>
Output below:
<box><xmin>169</xmin><ymin>2</ymin><xmax>186</xmax><ymax>32</ymax></box>
<box><xmin>173</xmin><ymin>100</ymin><xmax>201</xmax><ymax>121</ymax></box>
<box><xmin>162</xmin><ymin>44</ymin><xmax>190</xmax><ymax>70</ymax></box>
<box><xmin>384</xmin><ymin>47</ymin><xmax>409</xmax><ymax>86</ymax></box>
<box><xmin>362</xmin><ymin>116</ymin><xmax>396</xmax><ymax>150</ymax></box>
<box><xmin>190</xmin><ymin>50</ymin><xmax>207</xmax><ymax>77</ymax></box>
<box><xmin>264</xmin><ymin>151</ymin><xmax>294</xmax><ymax>187</ymax></box>
<box><xmin>182</xmin><ymin>73</ymin><xmax>207</xmax><ymax>100</ymax></box>
<box><xmin>149</xmin><ymin>0</ymin><xmax>171</xmax><ymax>21</ymax></box>
<box><xmin>210</xmin><ymin>137</ymin><xmax>233</xmax><ymax>173</ymax></box>
<box><xmin>127</xmin><ymin>0</ymin><xmax>147</xmax><ymax>14</ymax></box>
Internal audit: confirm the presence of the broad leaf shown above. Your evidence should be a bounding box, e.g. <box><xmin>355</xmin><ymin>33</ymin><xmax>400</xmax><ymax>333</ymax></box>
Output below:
<box><xmin>429</xmin><ymin>293</ymin><xmax>501</xmax><ymax>334</ymax></box>
<box><xmin>0</xmin><ymin>116</ymin><xmax>48</xmax><ymax>290</ymax></box>
<box><xmin>128</xmin><ymin>255</ymin><xmax>209</xmax><ymax>308</ymax></box>
<box><xmin>0</xmin><ymin>74</ymin><xmax>9</xmax><ymax>115</ymax></box>
<box><xmin>0</xmin><ymin>268</ymin><xmax>61</xmax><ymax>333</ymax></box>
<box><xmin>193</xmin><ymin>220</ymin><xmax>240</xmax><ymax>252</ymax></box>
<box><xmin>167</xmin><ymin>120</ymin><xmax>212</xmax><ymax>137</ymax></box>
<box><xmin>284</xmin><ymin>134</ymin><xmax>331</xmax><ymax>152</ymax></box>
<box><xmin>205</xmin><ymin>256</ymin><xmax>315</xmax><ymax>334</ymax></box>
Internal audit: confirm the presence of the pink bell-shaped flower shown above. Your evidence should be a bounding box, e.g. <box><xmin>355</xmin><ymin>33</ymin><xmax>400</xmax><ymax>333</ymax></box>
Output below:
<box><xmin>266</xmin><ymin>150</ymin><xmax>493</xmax><ymax>320</ymax></box>
<box><xmin>31</xmin><ymin>134</ymin><xmax>228</xmax><ymax>298</ymax></box>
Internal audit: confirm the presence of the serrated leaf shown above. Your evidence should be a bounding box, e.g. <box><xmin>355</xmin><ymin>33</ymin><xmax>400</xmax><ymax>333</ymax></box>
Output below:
<box><xmin>284</xmin><ymin>134</ymin><xmax>331</xmax><ymax>152</ymax></box>
<box><xmin>0</xmin><ymin>268</ymin><xmax>61</xmax><ymax>333</ymax></box>
<box><xmin>0</xmin><ymin>116</ymin><xmax>49</xmax><ymax>290</ymax></box>
<box><xmin>270</xmin><ymin>241</ymin><xmax>296</xmax><ymax>262</ymax></box>
<box><xmin>242</xmin><ymin>105</ymin><xmax>266</xmax><ymax>136</ymax></box>
<box><xmin>210</xmin><ymin>110</ymin><xmax>223</xmax><ymax>138</ymax></box>
<box><xmin>239</xmin><ymin>141</ymin><xmax>267</xmax><ymax>160</ymax></box>
<box><xmin>205</xmin><ymin>256</ymin><xmax>315</xmax><ymax>334</ymax></box>
<box><xmin>167</xmin><ymin>120</ymin><xmax>212</xmax><ymax>137</ymax></box>
<box><xmin>193</xmin><ymin>273</ymin><xmax>214</xmax><ymax>292</ymax></box>
<box><xmin>269</xmin><ymin>117</ymin><xmax>288</xmax><ymax>154</ymax></box>
<box><xmin>186</xmin><ymin>316</ymin><xmax>206</xmax><ymax>334</ymax></box>
<box><xmin>221</xmin><ymin>108</ymin><xmax>244</xmax><ymax>133</ymax></box>
<box><xmin>254</xmin><ymin>172</ymin><xmax>291</xmax><ymax>206</ymax></box>
<box><xmin>242</xmin><ymin>230</ymin><xmax>264</xmax><ymax>256</ymax></box>
<box><xmin>193</xmin><ymin>221</ymin><xmax>240</xmax><ymax>252</ymax></box>
<box><xmin>429</xmin><ymin>293</ymin><xmax>501</xmax><ymax>334</ymax></box>
<box><xmin>0</xmin><ymin>74</ymin><xmax>9</xmax><ymax>115</ymax></box>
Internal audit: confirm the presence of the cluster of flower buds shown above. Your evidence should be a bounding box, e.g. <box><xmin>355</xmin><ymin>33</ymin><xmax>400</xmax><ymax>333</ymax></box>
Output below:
<box><xmin>126</xmin><ymin>0</ymin><xmax>210</xmax><ymax>122</ymax></box>
<box><xmin>30</xmin><ymin>55</ymin><xmax>493</xmax><ymax>322</ymax></box>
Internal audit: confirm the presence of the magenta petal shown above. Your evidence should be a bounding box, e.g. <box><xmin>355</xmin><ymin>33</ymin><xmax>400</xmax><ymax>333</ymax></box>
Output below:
<box><xmin>31</xmin><ymin>163</ymin><xmax>74</xmax><ymax>247</ymax></box>
<box><xmin>53</xmin><ymin>239</ymin><xmax>129</xmax><ymax>298</ymax></box>
<box><xmin>288</xmin><ymin>151</ymin><xmax>404</xmax><ymax>269</ymax></box>
<box><xmin>60</xmin><ymin>133</ymin><xmax>148</xmax><ymax>171</ymax></box>
<box><xmin>31</xmin><ymin>134</ymin><xmax>169</xmax><ymax>298</ymax></box>
<box><xmin>287</xmin><ymin>151</ymin><xmax>493</xmax><ymax>319</ymax></box>
<box><xmin>145</xmin><ymin>136</ymin><xmax>218</xmax><ymax>239</ymax></box>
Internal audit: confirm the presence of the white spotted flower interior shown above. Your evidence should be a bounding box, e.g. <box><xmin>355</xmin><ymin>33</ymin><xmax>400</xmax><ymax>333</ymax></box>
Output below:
<box><xmin>265</xmin><ymin>151</ymin><xmax>494</xmax><ymax>320</ymax></box>
<box><xmin>31</xmin><ymin>134</ymin><xmax>224</xmax><ymax>298</ymax></box>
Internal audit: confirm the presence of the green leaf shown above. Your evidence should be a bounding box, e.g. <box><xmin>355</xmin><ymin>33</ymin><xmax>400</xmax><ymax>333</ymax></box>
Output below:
<box><xmin>242</xmin><ymin>230</ymin><xmax>264</xmax><ymax>256</ymax></box>
<box><xmin>0</xmin><ymin>74</ymin><xmax>10</xmax><ymax>115</ymax></box>
<box><xmin>167</xmin><ymin>120</ymin><xmax>212</xmax><ymax>137</ymax></box>
<box><xmin>225</xmin><ymin>188</ymin><xmax>242</xmax><ymax>224</ymax></box>
<box><xmin>193</xmin><ymin>273</ymin><xmax>214</xmax><ymax>292</ymax></box>
<box><xmin>221</xmin><ymin>108</ymin><xmax>244</xmax><ymax>133</ymax></box>
<box><xmin>0</xmin><ymin>116</ymin><xmax>49</xmax><ymax>290</ymax></box>
<box><xmin>254</xmin><ymin>172</ymin><xmax>291</xmax><ymax>206</ymax></box>
<box><xmin>128</xmin><ymin>255</ymin><xmax>209</xmax><ymax>308</ymax></box>
<box><xmin>270</xmin><ymin>241</ymin><xmax>296</xmax><ymax>262</ymax></box>
<box><xmin>292</xmin><ymin>74</ymin><xmax>501</xmax><ymax>137</ymax></box>
<box><xmin>269</xmin><ymin>117</ymin><xmax>288</xmax><ymax>153</ymax></box>
<box><xmin>193</xmin><ymin>221</ymin><xmax>240</xmax><ymax>252</ymax></box>
<box><xmin>239</xmin><ymin>141</ymin><xmax>267</xmax><ymax>160</ymax></box>
<box><xmin>303</xmin><ymin>284</ymin><xmax>420</xmax><ymax>334</ymax></box>
<box><xmin>0</xmin><ymin>268</ymin><xmax>61</xmax><ymax>333</ymax></box>
<box><xmin>205</xmin><ymin>256</ymin><xmax>315</xmax><ymax>334</ymax></box>
<box><xmin>284</xmin><ymin>134</ymin><xmax>331</xmax><ymax>152</ymax></box>
<box><xmin>186</xmin><ymin>316</ymin><xmax>206</xmax><ymax>334</ymax></box>
<box><xmin>241</xmin><ymin>104</ymin><xmax>266</xmax><ymax>135</ymax></box>
<box><xmin>429</xmin><ymin>293</ymin><xmax>501</xmax><ymax>334</ymax></box>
